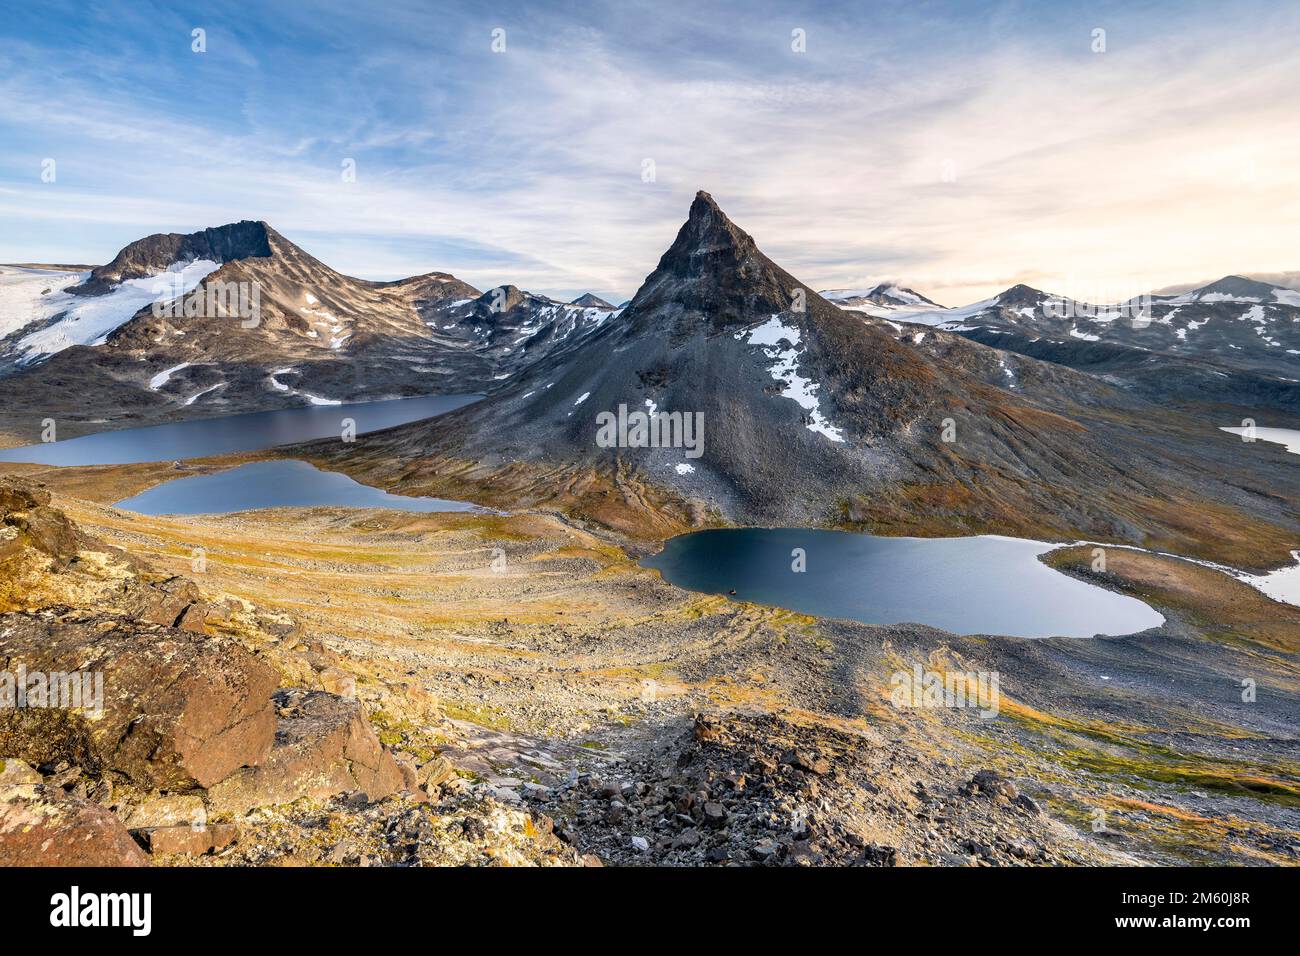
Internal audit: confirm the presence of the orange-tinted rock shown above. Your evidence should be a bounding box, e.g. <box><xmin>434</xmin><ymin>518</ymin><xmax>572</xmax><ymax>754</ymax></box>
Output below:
<box><xmin>0</xmin><ymin>614</ymin><xmax>278</xmax><ymax>789</ymax></box>
<box><xmin>0</xmin><ymin>784</ymin><xmax>148</xmax><ymax>867</ymax></box>
<box><xmin>209</xmin><ymin>689</ymin><xmax>403</xmax><ymax>815</ymax></box>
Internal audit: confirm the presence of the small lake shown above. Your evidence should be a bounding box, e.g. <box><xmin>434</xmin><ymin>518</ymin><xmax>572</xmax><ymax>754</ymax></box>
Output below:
<box><xmin>114</xmin><ymin>460</ymin><xmax>480</xmax><ymax>516</ymax></box>
<box><xmin>642</xmin><ymin>528</ymin><xmax>1165</xmax><ymax>638</ymax></box>
<box><xmin>0</xmin><ymin>393</ymin><xmax>479</xmax><ymax>465</ymax></box>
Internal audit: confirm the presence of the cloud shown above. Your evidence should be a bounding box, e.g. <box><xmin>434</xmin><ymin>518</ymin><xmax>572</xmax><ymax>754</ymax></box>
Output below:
<box><xmin>0</xmin><ymin>0</ymin><xmax>1297</xmax><ymax>305</ymax></box>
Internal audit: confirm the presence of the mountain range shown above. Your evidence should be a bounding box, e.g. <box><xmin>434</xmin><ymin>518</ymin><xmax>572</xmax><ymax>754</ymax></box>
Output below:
<box><xmin>0</xmin><ymin>194</ymin><xmax>1295</xmax><ymax>566</ymax></box>
<box><xmin>295</xmin><ymin>192</ymin><xmax>1298</xmax><ymax>569</ymax></box>
<box><xmin>0</xmin><ymin>223</ymin><xmax>615</xmax><ymax>428</ymax></box>
<box><xmin>823</xmin><ymin>274</ymin><xmax>1300</xmax><ymax>384</ymax></box>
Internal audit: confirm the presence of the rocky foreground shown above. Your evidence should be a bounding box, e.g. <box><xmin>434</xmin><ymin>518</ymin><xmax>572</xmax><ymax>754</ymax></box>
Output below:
<box><xmin>0</xmin><ymin>478</ymin><xmax>589</xmax><ymax>866</ymax></box>
<box><xmin>3</xmin><ymin>469</ymin><xmax>1297</xmax><ymax>867</ymax></box>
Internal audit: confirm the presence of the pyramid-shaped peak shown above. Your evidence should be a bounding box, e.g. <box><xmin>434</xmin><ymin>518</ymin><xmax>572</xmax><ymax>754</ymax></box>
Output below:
<box><xmin>690</xmin><ymin>189</ymin><xmax>723</xmax><ymax>217</ymax></box>
<box><xmin>651</xmin><ymin>190</ymin><xmax>762</xmax><ymax>279</ymax></box>
<box><xmin>1194</xmin><ymin>275</ymin><xmax>1281</xmax><ymax>299</ymax></box>
<box><xmin>618</xmin><ymin>191</ymin><xmax>818</xmax><ymax>334</ymax></box>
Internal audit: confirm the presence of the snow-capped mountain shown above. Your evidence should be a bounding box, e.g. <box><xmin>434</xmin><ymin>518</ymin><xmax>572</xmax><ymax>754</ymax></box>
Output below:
<box><xmin>834</xmin><ymin>277</ymin><xmax>1300</xmax><ymax>377</ymax></box>
<box><xmin>417</xmin><ymin>285</ymin><xmax>618</xmax><ymax>387</ymax></box>
<box><xmin>819</xmin><ymin>283</ymin><xmax>944</xmax><ymax>316</ymax></box>
<box><xmin>0</xmin><ymin>222</ymin><xmax>616</xmax><ymax>423</ymax></box>
<box><xmin>570</xmin><ymin>292</ymin><xmax>616</xmax><ymax>309</ymax></box>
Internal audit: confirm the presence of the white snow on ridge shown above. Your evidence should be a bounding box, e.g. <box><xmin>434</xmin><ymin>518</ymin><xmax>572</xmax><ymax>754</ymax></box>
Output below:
<box><xmin>149</xmin><ymin>362</ymin><xmax>192</xmax><ymax>389</ymax></box>
<box><xmin>0</xmin><ymin>266</ymin><xmax>84</xmax><ymax>340</ymax></box>
<box><xmin>1219</xmin><ymin>425</ymin><xmax>1300</xmax><ymax>455</ymax></box>
<box><xmin>1242</xmin><ymin>549</ymin><xmax>1300</xmax><ymax>606</ymax></box>
<box><xmin>14</xmin><ymin>259</ymin><xmax>220</xmax><ymax>361</ymax></box>
<box><xmin>183</xmin><ymin>382</ymin><xmax>225</xmax><ymax>406</ymax></box>
<box><xmin>998</xmin><ymin>355</ymin><xmax>1017</xmax><ymax>388</ymax></box>
<box><xmin>737</xmin><ymin>315</ymin><xmax>845</xmax><ymax>443</ymax></box>
<box><xmin>741</xmin><ymin>314</ymin><xmax>800</xmax><ymax>347</ymax></box>
<box><xmin>266</xmin><ymin>367</ymin><xmax>341</xmax><ymax>404</ymax></box>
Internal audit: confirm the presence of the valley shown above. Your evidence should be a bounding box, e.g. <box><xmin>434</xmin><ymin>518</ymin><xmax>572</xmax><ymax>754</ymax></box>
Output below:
<box><xmin>1</xmin><ymin>192</ymin><xmax>1297</xmax><ymax>869</ymax></box>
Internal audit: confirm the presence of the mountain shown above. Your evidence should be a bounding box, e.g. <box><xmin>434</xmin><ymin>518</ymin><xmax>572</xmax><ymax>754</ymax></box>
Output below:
<box><xmin>861</xmin><ymin>276</ymin><xmax>1300</xmax><ymax>379</ymax></box>
<box><xmin>304</xmin><ymin>192</ymin><xmax>1297</xmax><ymax>565</ymax></box>
<box><xmin>570</xmin><ymin>292</ymin><xmax>616</xmax><ymax>309</ymax></box>
<box><xmin>68</xmin><ymin>221</ymin><xmax>274</xmax><ymax>296</ymax></box>
<box><xmin>0</xmin><ymin>223</ymin><xmax>611</xmax><ymax>429</ymax></box>
<box><xmin>820</xmin><ymin>283</ymin><xmax>944</xmax><ymax>314</ymax></box>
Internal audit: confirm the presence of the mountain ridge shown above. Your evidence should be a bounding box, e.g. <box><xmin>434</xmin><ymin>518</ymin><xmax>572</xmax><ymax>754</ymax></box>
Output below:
<box><xmin>299</xmin><ymin>192</ymin><xmax>1299</xmax><ymax>567</ymax></box>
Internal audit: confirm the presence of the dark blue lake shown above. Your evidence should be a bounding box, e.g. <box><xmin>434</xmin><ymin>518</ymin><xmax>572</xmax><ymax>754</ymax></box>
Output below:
<box><xmin>0</xmin><ymin>393</ymin><xmax>479</xmax><ymax>465</ymax></box>
<box><xmin>642</xmin><ymin>528</ymin><xmax>1164</xmax><ymax>638</ymax></box>
<box><xmin>114</xmin><ymin>459</ymin><xmax>480</xmax><ymax>516</ymax></box>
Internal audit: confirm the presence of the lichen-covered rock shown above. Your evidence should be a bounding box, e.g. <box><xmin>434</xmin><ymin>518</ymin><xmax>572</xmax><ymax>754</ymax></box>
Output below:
<box><xmin>0</xmin><ymin>784</ymin><xmax>148</xmax><ymax>866</ymax></box>
<box><xmin>0</xmin><ymin>757</ymin><xmax>43</xmax><ymax>786</ymax></box>
<box><xmin>0</xmin><ymin>480</ymin><xmax>80</xmax><ymax>571</ymax></box>
<box><xmin>208</xmin><ymin>688</ymin><xmax>404</xmax><ymax>815</ymax></box>
<box><xmin>123</xmin><ymin>575</ymin><xmax>211</xmax><ymax>632</ymax></box>
<box><xmin>0</xmin><ymin>612</ymin><xmax>278</xmax><ymax>789</ymax></box>
<box><xmin>138</xmin><ymin>823</ymin><xmax>239</xmax><ymax>856</ymax></box>
<box><xmin>124</xmin><ymin>794</ymin><xmax>207</xmax><ymax>830</ymax></box>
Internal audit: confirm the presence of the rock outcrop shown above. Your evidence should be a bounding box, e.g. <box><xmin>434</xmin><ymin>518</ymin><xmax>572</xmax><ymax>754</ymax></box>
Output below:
<box><xmin>0</xmin><ymin>613</ymin><xmax>278</xmax><ymax>789</ymax></box>
<box><xmin>0</xmin><ymin>784</ymin><xmax>148</xmax><ymax>866</ymax></box>
<box><xmin>208</xmin><ymin>689</ymin><xmax>403</xmax><ymax>815</ymax></box>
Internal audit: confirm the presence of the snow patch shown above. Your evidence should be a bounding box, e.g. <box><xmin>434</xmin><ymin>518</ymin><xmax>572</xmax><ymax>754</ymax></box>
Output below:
<box><xmin>739</xmin><ymin>315</ymin><xmax>845</xmax><ymax>443</ymax></box>
<box><xmin>149</xmin><ymin>362</ymin><xmax>192</xmax><ymax>390</ymax></box>
<box><xmin>183</xmin><ymin>382</ymin><xmax>225</xmax><ymax>406</ymax></box>
<box><xmin>0</xmin><ymin>266</ymin><xmax>84</xmax><ymax>340</ymax></box>
<box><xmin>15</xmin><ymin>260</ymin><xmax>220</xmax><ymax>361</ymax></box>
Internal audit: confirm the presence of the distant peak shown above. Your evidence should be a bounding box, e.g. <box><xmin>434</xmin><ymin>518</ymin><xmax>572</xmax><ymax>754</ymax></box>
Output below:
<box><xmin>1194</xmin><ymin>275</ymin><xmax>1281</xmax><ymax>299</ymax></box>
<box><xmin>570</xmin><ymin>292</ymin><xmax>615</xmax><ymax>309</ymax></box>
<box><xmin>995</xmin><ymin>283</ymin><xmax>1047</xmax><ymax>306</ymax></box>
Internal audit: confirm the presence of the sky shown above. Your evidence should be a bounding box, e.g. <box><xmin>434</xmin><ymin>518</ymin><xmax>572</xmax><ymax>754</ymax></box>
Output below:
<box><xmin>1</xmin><ymin>0</ymin><xmax>1298</xmax><ymax>306</ymax></box>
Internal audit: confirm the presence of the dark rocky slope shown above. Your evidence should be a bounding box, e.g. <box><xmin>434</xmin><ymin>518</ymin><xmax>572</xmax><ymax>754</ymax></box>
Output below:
<box><xmin>303</xmin><ymin>193</ymin><xmax>1297</xmax><ymax>568</ymax></box>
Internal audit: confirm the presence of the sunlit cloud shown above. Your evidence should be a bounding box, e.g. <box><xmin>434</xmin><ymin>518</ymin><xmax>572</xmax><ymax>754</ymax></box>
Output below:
<box><xmin>1</xmin><ymin>0</ymin><xmax>1297</xmax><ymax>304</ymax></box>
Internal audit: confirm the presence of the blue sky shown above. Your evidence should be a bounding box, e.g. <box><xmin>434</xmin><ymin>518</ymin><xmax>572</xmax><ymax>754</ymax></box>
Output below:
<box><xmin>2</xmin><ymin>0</ymin><xmax>1298</xmax><ymax>304</ymax></box>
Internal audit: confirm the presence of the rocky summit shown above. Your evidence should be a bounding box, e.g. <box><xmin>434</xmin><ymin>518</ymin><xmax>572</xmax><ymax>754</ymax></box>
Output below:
<box><xmin>306</xmin><ymin>193</ymin><xmax>1296</xmax><ymax>569</ymax></box>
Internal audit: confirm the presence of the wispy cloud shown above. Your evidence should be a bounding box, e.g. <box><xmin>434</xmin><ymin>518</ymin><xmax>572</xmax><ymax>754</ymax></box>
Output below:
<box><xmin>1</xmin><ymin>0</ymin><xmax>1297</xmax><ymax>304</ymax></box>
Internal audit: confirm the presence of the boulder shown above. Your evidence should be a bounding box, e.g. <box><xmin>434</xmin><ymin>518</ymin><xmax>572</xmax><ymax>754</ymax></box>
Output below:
<box><xmin>124</xmin><ymin>794</ymin><xmax>207</xmax><ymax>830</ymax></box>
<box><xmin>318</xmin><ymin>667</ymin><xmax>357</xmax><ymax>698</ymax></box>
<box><xmin>0</xmin><ymin>613</ymin><xmax>278</xmax><ymax>789</ymax></box>
<box><xmin>962</xmin><ymin>769</ymin><xmax>1018</xmax><ymax>800</ymax></box>
<box><xmin>208</xmin><ymin>689</ymin><xmax>403</xmax><ymax>815</ymax></box>
<box><xmin>0</xmin><ymin>757</ymin><xmax>42</xmax><ymax>786</ymax></box>
<box><xmin>124</xmin><ymin>576</ymin><xmax>210</xmax><ymax>632</ymax></box>
<box><xmin>0</xmin><ymin>784</ymin><xmax>148</xmax><ymax>866</ymax></box>
<box><xmin>138</xmin><ymin>823</ymin><xmax>239</xmax><ymax>856</ymax></box>
<box><xmin>780</xmin><ymin>748</ymin><xmax>831</xmax><ymax>776</ymax></box>
<box><xmin>0</xmin><ymin>480</ymin><xmax>80</xmax><ymax>572</ymax></box>
<box><xmin>418</xmin><ymin>756</ymin><xmax>455</xmax><ymax>789</ymax></box>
